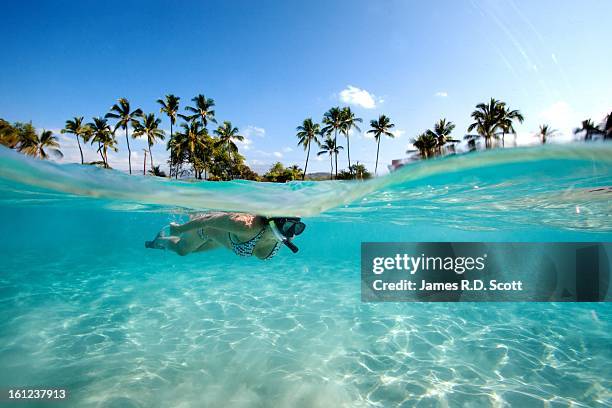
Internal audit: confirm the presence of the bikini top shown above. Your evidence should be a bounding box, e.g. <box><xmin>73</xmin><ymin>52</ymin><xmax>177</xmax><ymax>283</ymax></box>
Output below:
<box><xmin>228</xmin><ymin>228</ymin><xmax>280</xmax><ymax>260</ymax></box>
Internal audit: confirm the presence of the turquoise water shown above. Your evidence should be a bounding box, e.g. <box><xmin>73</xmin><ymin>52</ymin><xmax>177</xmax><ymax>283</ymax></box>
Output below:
<box><xmin>0</xmin><ymin>144</ymin><xmax>611</xmax><ymax>407</ymax></box>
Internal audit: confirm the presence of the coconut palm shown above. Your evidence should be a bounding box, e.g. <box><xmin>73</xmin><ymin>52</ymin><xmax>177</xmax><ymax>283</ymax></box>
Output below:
<box><xmin>574</xmin><ymin>119</ymin><xmax>602</xmax><ymax>141</ymax></box>
<box><xmin>182</xmin><ymin>94</ymin><xmax>217</xmax><ymax>127</ymax></box>
<box><xmin>87</xmin><ymin>117</ymin><xmax>116</xmax><ymax>168</ymax></box>
<box><xmin>61</xmin><ymin>116</ymin><xmax>91</xmax><ymax>164</ymax></box>
<box><xmin>367</xmin><ymin>115</ymin><xmax>395</xmax><ymax>175</ymax></box>
<box><xmin>105</xmin><ymin>98</ymin><xmax>142</xmax><ymax>174</ymax></box>
<box><xmin>157</xmin><ymin>94</ymin><xmax>180</xmax><ymax>176</ymax></box>
<box><xmin>498</xmin><ymin>105</ymin><xmax>524</xmax><ymax>147</ymax></box>
<box><xmin>430</xmin><ymin>118</ymin><xmax>458</xmax><ymax>154</ymax></box>
<box><xmin>340</xmin><ymin>107</ymin><xmax>362</xmax><ymax>176</ymax></box>
<box><xmin>296</xmin><ymin>118</ymin><xmax>321</xmax><ymax>180</ymax></box>
<box><xmin>19</xmin><ymin>129</ymin><xmax>63</xmax><ymax>159</ymax></box>
<box><xmin>175</xmin><ymin>121</ymin><xmax>209</xmax><ymax>179</ymax></box>
<box><xmin>0</xmin><ymin>119</ymin><xmax>20</xmax><ymax>148</ymax></box>
<box><xmin>132</xmin><ymin>113</ymin><xmax>165</xmax><ymax>171</ymax></box>
<box><xmin>538</xmin><ymin>124</ymin><xmax>557</xmax><ymax>144</ymax></box>
<box><xmin>412</xmin><ymin>132</ymin><xmax>437</xmax><ymax>159</ymax></box>
<box><xmin>602</xmin><ymin>112</ymin><xmax>612</xmax><ymax>139</ymax></box>
<box><xmin>321</xmin><ymin>107</ymin><xmax>344</xmax><ymax>178</ymax></box>
<box><xmin>467</xmin><ymin>98</ymin><xmax>505</xmax><ymax>149</ymax></box>
<box><xmin>317</xmin><ymin>137</ymin><xmax>343</xmax><ymax>180</ymax></box>
<box><xmin>351</xmin><ymin>162</ymin><xmax>369</xmax><ymax>180</ymax></box>
<box><xmin>214</xmin><ymin>121</ymin><xmax>244</xmax><ymax>179</ymax></box>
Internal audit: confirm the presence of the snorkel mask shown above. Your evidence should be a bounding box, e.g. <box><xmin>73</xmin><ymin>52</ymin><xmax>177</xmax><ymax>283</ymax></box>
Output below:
<box><xmin>267</xmin><ymin>217</ymin><xmax>305</xmax><ymax>253</ymax></box>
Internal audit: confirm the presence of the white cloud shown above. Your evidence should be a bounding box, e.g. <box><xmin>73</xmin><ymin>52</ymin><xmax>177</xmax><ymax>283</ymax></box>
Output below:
<box><xmin>434</xmin><ymin>91</ymin><xmax>448</xmax><ymax>97</ymax></box>
<box><xmin>362</xmin><ymin>131</ymin><xmax>375</xmax><ymax>139</ymax></box>
<box><xmin>282</xmin><ymin>147</ymin><xmax>293</xmax><ymax>153</ymax></box>
<box><xmin>243</xmin><ymin>125</ymin><xmax>266</xmax><ymax>138</ymax></box>
<box><xmin>339</xmin><ymin>85</ymin><xmax>380</xmax><ymax>109</ymax></box>
<box><xmin>273</xmin><ymin>151</ymin><xmax>283</xmax><ymax>158</ymax></box>
<box><xmin>538</xmin><ymin>101</ymin><xmax>578</xmax><ymax>140</ymax></box>
<box><xmin>235</xmin><ymin>137</ymin><xmax>253</xmax><ymax>151</ymax></box>
<box><xmin>394</xmin><ymin>129</ymin><xmax>405</xmax><ymax>138</ymax></box>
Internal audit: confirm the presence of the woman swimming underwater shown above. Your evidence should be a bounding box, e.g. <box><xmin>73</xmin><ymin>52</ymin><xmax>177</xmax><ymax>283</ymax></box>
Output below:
<box><xmin>145</xmin><ymin>212</ymin><xmax>305</xmax><ymax>260</ymax></box>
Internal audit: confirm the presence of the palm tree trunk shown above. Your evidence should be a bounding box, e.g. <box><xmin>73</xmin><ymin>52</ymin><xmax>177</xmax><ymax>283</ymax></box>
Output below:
<box><xmin>103</xmin><ymin>146</ymin><xmax>109</xmax><ymax>168</ymax></box>
<box><xmin>228</xmin><ymin>141</ymin><xmax>233</xmax><ymax>180</ymax></box>
<box><xmin>346</xmin><ymin>134</ymin><xmax>351</xmax><ymax>177</ymax></box>
<box><xmin>501</xmin><ymin>133</ymin><xmax>505</xmax><ymax>148</ymax></box>
<box><xmin>330</xmin><ymin>155</ymin><xmax>333</xmax><ymax>180</ymax></box>
<box><xmin>76</xmin><ymin>135</ymin><xmax>84</xmax><ymax>164</ymax></box>
<box><xmin>98</xmin><ymin>141</ymin><xmax>105</xmax><ymax>165</ymax></box>
<box><xmin>125</xmin><ymin>127</ymin><xmax>132</xmax><ymax>174</ymax></box>
<box><xmin>375</xmin><ymin>138</ymin><xmax>381</xmax><ymax>175</ymax></box>
<box><xmin>302</xmin><ymin>143</ymin><xmax>310</xmax><ymax>181</ymax></box>
<box><xmin>169</xmin><ymin>122</ymin><xmax>174</xmax><ymax>178</ymax></box>
<box><xmin>143</xmin><ymin>150</ymin><xmax>147</xmax><ymax>175</ymax></box>
<box><xmin>149</xmin><ymin>142</ymin><xmax>154</xmax><ymax>170</ymax></box>
<box><xmin>334</xmin><ymin>129</ymin><xmax>338</xmax><ymax>179</ymax></box>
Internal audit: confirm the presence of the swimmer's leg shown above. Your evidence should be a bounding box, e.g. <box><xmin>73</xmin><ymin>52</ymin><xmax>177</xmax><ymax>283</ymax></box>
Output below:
<box><xmin>148</xmin><ymin>230</ymin><xmax>209</xmax><ymax>256</ymax></box>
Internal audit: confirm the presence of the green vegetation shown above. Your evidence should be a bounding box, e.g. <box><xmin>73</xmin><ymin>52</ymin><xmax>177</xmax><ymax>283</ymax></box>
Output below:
<box><xmin>318</xmin><ymin>137</ymin><xmax>343</xmax><ymax>180</ymax></box>
<box><xmin>262</xmin><ymin>162</ymin><xmax>303</xmax><ymax>182</ymax></box>
<box><xmin>464</xmin><ymin>98</ymin><xmax>523</xmax><ymax>150</ymax></box>
<box><xmin>1</xmin><ymin>120</ymin><xmax>63</xmax><ymax>159</ymax></box>
<box><xmin>538</xmin><ymin>124</ymin><xmax>557</xmax><ymax>144</ymax></box>
<box><xmin>2</xmin><ymin>92</ymin><xmax>610</xmax><ymax>182</ymax></box>
<box><xmin>156</xmin><ymin>94</ymin><xmax>180</xmax><ymax>177</ymax></box>
<box><xmin>61</xmin><ymin>117</ymin><xmax>90</xmax><ymax>164</ymax></box>
<box><xmin>132</xmin><ymin>113</ymin><xmax>165</xmax><ymax>171</ymax></box>
<box><xmin>367</xmin><ymin>115</ymin><xmax>396</xmax><ymax>174</ymax></box>
<box><xmin>296</xmin><ymin>118</ymin><xmax>321</xmax><ymax>181</ymax></box>
<box><xmin>105</xmin><ymin>98</ymin><xmax>142</xmax><ymax>174</ymax></box>
<box><xmin>87</xmin><ymin>117</ymin><xmax>116</xmax><ymax>168</ymax></box>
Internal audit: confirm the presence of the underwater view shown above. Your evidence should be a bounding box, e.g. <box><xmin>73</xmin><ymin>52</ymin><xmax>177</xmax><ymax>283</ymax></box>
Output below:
<box><xmin>1</xmin><ymin>144</ymin><xmax>610</xmax><ymax>407</ymax></box>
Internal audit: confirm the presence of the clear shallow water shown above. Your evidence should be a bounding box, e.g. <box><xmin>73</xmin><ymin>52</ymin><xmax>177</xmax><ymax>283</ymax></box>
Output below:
<box><xmin>0</xmin><ymin>144</ymin><xmax>611</xmax><ymax>407</ymax></box>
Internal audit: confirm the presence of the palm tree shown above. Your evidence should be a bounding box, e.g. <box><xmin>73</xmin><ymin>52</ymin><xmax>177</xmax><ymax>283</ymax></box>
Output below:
<box><xmin>0</xmin><ymin>119</ymin><xmax>20</xmax><ymax>148</ymax></box>
<box><xmin>183</xmin><ymin>94</ymin><xmax>217</xmax><ymax>127</ymax></box>
<box><xmin>157</xmin><ymin>94</ymin><xmax>180</xmax><ymax>176</ymax></box>
<box><xmin>296</xmin><ymin>118</ymin><xmax>321</xmax><ymax>180</ymax></box>
<box><xmin>538</xmin><ymin>124</ymin><xmax>557</xmax><ymax>144</ymax></box>
<box><xmin>61</xmin><ymin>116</ymin><xmax>91</xmax><ymax>164</ymax></box>
<box><xmin>88</xmin><ymin>117</ymin><xmax>116</xmax><ymax>168</ymax></box>
<box><xmin>498</xmin><ymin>105</ymin><xmax>524</xmax><ymax>147</ymax></box>
<box><xmin>317</xmin><ymin>137</ymin><xmax>343</xmax><ymax>180</ymax></box>
<box><xmin>175</xmin><ymin>121</ymin><xmax>208</xmax><ymax>179</ymax></box>
<box><xmin>412</xmin><ymin>132</ymin><xmax>437</xmax><ymax>159</ymax></box>
<box><xmin>367</xmin><ymin>115</ymin><xmax>395</xmax><ymax>175</ymax></box>
<box><xmin>574</xmin><ymin>119</ymin><xmax>602</xmax><ymax>141</ymax></box>
<box><xmin>105</xmin><ymin>98</ymin><xmax>142</xmax><ymax>174</ymax></box>
<box><xmin>602</xmin><ymin>112</ymin><xmax>612</xmax><ymax>139</ymax></box>
<box><xmin>430</xmin><ymin>118</ymin><xmax>458</xmax><ymax>154</ymax></box>
<box><xmin>351</xmin><ymin>161</ymin><xmax>369</xmax><ymax>180</ymax></box>
<box><xmin>340</xmin><ymin>107</ymin><xmax>362</xmax><ymax>176</ymax></box>
<box><xmin>467</xmin><ymin>98</ymin><xmax>505</xmax><ymax>149</ymax></box>
<box><xmin>214</xmin><ymin>121</ymin><xmax>244</xmax><ymax>179</ymax></box>
<box><xmin>132</xmin><ymin>113</ymin><xmax>165</xmax><ymax>171</ymax></box>
<box><xmin>19</xmin><ymin>129</ymin><xmax>63</xmax><ymax>159</ymax></box>
<box><xmin>321</xmin><ymin>107</ymin><xmax>344</xmax><ymax>178</ymax></box>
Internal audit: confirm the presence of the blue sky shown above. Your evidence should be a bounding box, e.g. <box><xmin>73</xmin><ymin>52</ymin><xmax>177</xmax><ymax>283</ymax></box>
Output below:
<box><xmin>1</xmin><ymin>0</ymin><xmax>610</xmax><ymax>174</ymax></box>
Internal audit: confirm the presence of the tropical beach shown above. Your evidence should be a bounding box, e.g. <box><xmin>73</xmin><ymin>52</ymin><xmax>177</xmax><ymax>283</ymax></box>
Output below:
<box><xmin>1</xmin><ymin>1</ymin><xmax>611</xmax><ymax>407</ymax></box>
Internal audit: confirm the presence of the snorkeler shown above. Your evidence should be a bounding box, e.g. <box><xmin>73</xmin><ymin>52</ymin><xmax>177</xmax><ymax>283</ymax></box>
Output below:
<box><xmin>145</xmin><ymin>212</ymin><xmax>305</xmax><ymax>260</ymax></box>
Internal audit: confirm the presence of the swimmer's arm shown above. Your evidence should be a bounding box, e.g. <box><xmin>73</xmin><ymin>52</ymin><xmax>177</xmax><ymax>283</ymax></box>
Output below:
<box><xmin>170</xmin><ymin>213</ymin><xmax>263</xmax><ymax>235</ymax></box>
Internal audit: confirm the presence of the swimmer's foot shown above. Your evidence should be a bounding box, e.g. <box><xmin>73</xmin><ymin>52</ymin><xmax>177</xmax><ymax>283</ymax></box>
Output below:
<box><xmin>145</xmin><ymin>239</ymin><xmax>166</xmax><ymax>249</ymax></box>
<box><xmin>145</xmin><ymin>230</ymin><xmax>169</xmax><ymax>250</ymax></box>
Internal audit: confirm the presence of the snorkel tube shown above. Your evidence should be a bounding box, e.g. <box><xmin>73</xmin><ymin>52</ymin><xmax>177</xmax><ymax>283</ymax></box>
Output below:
<box><xmin>268</xmin><ymin>219</ymin><xmax>300</xmax><ymax>253</ymax></box>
